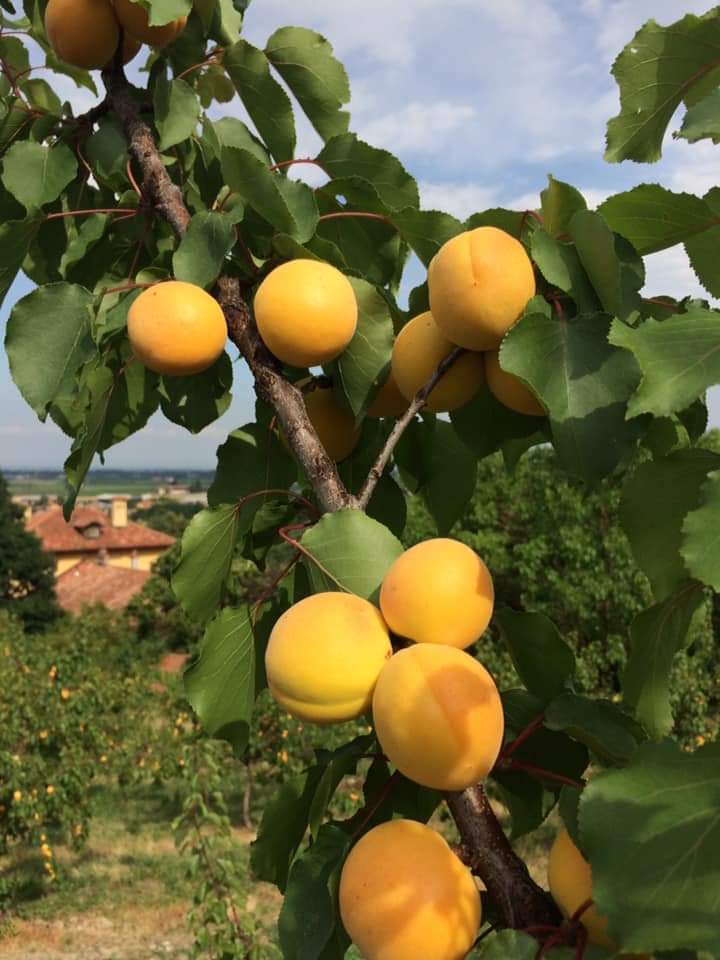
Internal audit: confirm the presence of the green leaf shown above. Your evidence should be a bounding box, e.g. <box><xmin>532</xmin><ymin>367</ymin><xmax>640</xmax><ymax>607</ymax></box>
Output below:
<box><xmin>278</xmin><ymin>823</ymin><xmax>350</xmax><ymax>960</ymax></box>
<box><xmin>450</xmin><ymin>384</ymin><xmax>550</xmax><ymax>464</ymax></box>
<box><xmin>172</xmin><ymin>210</ymin><xmax>235</xmax><ymax>288</ymax></box>
<box><xmin>610</xmin><ymin>308</ymin><xmax>720</xmax><ymax>419</ymax></box>
<box><xmin>172</xmin><ymin>505</ymin><xmax>241</xmax><ymax>621</ymax></box>
<box><xmin>466</xmin><ymin>208</ymin><xmax>527</xmax><ymax>237</ymax></box>
<box><xmin>153</xmin><ymin>73</ymin><xmax>201</xmax><ymax>150</ymax></box>
<box><xmin>212</xmin><ymin>116</ymin><xmax>271</xmax><ymax>165</ymax></box>
<box><xmin>1</xmin><ymin>141</ymin><xmax>76</xmax><ymax>211</ymax></box>
<box><xmin>5</xmin><ymin>282</ymin><xmax>95</xmax><ymax>419</ymax></box>
<box><xmin>545</xmin><ymin>693</ymin><xmax>639</xmax><ymax>765</ymax></box>
<box><xmin>265</xmin><ymin>27</ymin><xmax>350</xmax><ymax>143</ymax></box>
<box><xmin>540</xmin><ymin>175</ymin><xmax>587</xmax><ymax>238</ymax></box>
<box><xmin>470</xmin><ymin>930</ymin><xmax>538</xmax><ymax>959</ymax></box>
<box><xmin>395</xmin><ymin>418</ymin><xmax>477</xmax><ymax>536</ymax></box>
<box><xmin>605</xmin><ymin>10</ymin><xmax>720</xmax><ymax>163</ymax></box>
<box><xmin>495</xmin><ymin>608</ymin><xmax>575</xmax><ymax>703</ymax></box>
<box><xmin>60</xmin><ymin>214</ymin><xmax>109</xmax><ymax>277</ymax></box>
<box><xmin>390</xmin><ymin>208</ymin><xmax>464</xmax><ymax>267</ymax></box>
<box><xmin>317</xmin><ymin>134</ymin><xmax>419</xmax><ymax>212</ymax></box>
<box><xmin>159</xmin><ymin>352</ymin><xmax>232</xmax><ymax>433</ymax></box>
<box><xmin>221</xmin><ymin>146</ymin><xmax>318</xmax><ymax>242</ymax></box>
<box><xmin>529</xmin><ymin>229</ymin><xmax>598</xmax><ymax>312</ymax></box>
<box><xmin>184</xmin><ymin>605</ymin><xmax>256</xmax><ymax>753</ymax></box>
<box><xmin>0</xmin><ymin>217</ymin><xmax>38</xmax><ymax>309</ymax></box>
<box><xmin>308</xmin><ymin>736</ymin><xmax>375</xmax><ymax>840</ymax></box>
<box><xmin>491</xmin><ymin>767</ymin><xmax>546</xmax><ymax>839</ymax></box>
<box><xmin>330</xmin><ymin>277</ymin><xmax>394</xmax><ymax>418</ymax></box>
<box><xmin>621</xmin><ymin>449</ymin><xmax>720</xmax><ymax>600</ymax></box>
<box><xmin>597</xmin><ymin>185</ymin><xmax>715</xmax><ymax>255</ymax></box>
<box><xmin>223</xmin><ymin>38</ymin><xmax>296</xmax><ymax>161</ymax></box>
<box><xmin>314</xmin><ymin>202</ymin><xmax>401</xmax><ymax>285</ymax></box>
<box><xmin>207</xmin><ymin>422</ymin><xmax>296</xmax><ymax>510</ymax></box>
<box><xmin>145</xmin><ymin>0</ymin><xmax>191</xmax><ymax>26</ymax></box>
<box><xmin>98</xmin><ymin>350</ymin><xmax>159</xmax><ymax>450</ymax></box>
<box><xmin>300</xmin><ymin>509</ymin><xmax>403</xmax><ymax>601</ymax></box>
<box><xmin>581</xmin><ymin>741</ymin><xmax>720</xmax><ymax>954</ymax></box>
<box><xmin>682</xmin><ymin>470</ymin><xmax>720</xmax><ymax>591</ymax></box>
<box><xmin>686</xmin><ymin>218</ymin><xmax>720</xmax><ymax>298</ymax></box>
<box><xmin>623</xmin><ymin>582</ymin><xmax>705</xmax><ymax>740</ymax></box>
<box><xmin>568</xmin><ymin>209</ymin><xmax>624</xmax><ymax>318</ymax></box>
<box><xmin>676</xmin><ymin>86</ymin><xmax>720</xmax><ymax>144</ymax></box>
<box><xmin>501</xmin><ymin>311</ymin><xmax>644</xmax><ymax>482</ymax></box>
<box><xmin>62</xmin><ymin>361</ymin><xmax>116</xmax><ymax>516</ymax></box>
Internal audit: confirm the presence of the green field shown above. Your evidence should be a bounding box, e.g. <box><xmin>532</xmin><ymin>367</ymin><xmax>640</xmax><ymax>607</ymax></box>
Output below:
<box><xmin>6</xmin><ymin>471</ymin><xmax>214</xmax><ymax>499</ymax></box>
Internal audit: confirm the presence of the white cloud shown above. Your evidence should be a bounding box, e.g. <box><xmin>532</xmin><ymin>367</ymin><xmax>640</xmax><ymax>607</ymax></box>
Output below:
<box><xmin>418</xmin><ymin>180</ymin><xmax>498</xmax><ymax>218</ymax></box>
<box><xmin>359</xmin><ymin>102</ymin><xmax>475</xmax><ymax>156</ymax></box>
<box><xmin>643</xmin><ymin>245</ymin><xmax>711</xmax><ymax>303</ymax></box>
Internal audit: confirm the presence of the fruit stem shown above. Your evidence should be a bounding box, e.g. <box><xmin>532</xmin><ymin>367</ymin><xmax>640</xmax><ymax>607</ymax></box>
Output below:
<box><xmin>500</xmin><ymin>758</ymin><xmax>584</xmax><ymax>790</ymax></box>
<box><xmin>498</xmin><ymin>713</ymin><xmax>545</xmax><ymax>761</ymax></box>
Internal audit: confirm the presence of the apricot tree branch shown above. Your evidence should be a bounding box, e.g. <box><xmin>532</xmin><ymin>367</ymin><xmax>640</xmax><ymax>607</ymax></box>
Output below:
<box><xmin>356</xmin><ymin>347</ymin><xmax>464</xmax><ymax>509</ymax></box>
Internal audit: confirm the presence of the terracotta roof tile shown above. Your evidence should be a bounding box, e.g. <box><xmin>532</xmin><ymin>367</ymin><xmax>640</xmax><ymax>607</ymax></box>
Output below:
<box><xmin>27</xmin><ymin>505</ymin><xmax>175</xmax><ymax>554</ymax></box>
<box><xmin>55</xmin><ymin>561</ymin><xmax>150</xmax><ymax>614</ymax></box>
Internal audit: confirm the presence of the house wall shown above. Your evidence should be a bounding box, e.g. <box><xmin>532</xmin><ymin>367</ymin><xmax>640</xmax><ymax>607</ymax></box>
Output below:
<box><xmin>56</xmin><ymin>554</ymin><xmax>87</xmax><ymax>575</ymax></box>
<box><xmin>55</xmin><ymin>549</ymin><xmax>167</xmax><ymax>576</ymax></box>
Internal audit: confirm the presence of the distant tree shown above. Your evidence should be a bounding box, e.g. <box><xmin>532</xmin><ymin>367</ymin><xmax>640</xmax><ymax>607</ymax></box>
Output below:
<box><xmin>130</xmin><ymin>499</ymin><xmax>202</xmax><ymax>538</ymax></box>
<box><xmin>0</xmin><ymin>473</ymin><xmax>60</xmax><ymax>632</ymax></box>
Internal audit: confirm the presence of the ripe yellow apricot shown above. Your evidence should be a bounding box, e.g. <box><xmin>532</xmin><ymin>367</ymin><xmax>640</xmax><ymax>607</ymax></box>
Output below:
<box><xmin>339</xmin><ymin>819</ymin><xmax>481</xmax><ymax>960</ymax></box>
<box><xmin>380</xmin><ymin>538</ymin><xmax>494</xmax><ymax>649</ymax></box>
<box><xmin>127</xmin><ymin>281</ymin><xmax>227</xmax><ymax>376</ymax></box>
<box><xmin>429</xmin><ymin>226</ymin><xmax>536</xmax><ymax>350</ymax></box>
<box><xmin>548</xmin><ymin>829</ymin><xmax>614</xmax><ymax>949</ymax></box>
<box><xmin>264</xmin><ymin>592</ymin><xmax>392</xmax><ymax>724</ymax></box>
<box><xmin>372</xmin><ymin>644</ymin><xmax>504</xmax><ymax>791</ymax></box>
<box><xmin>391</xmin><ymin>312</ymin><xmax>484</xmax><ymax>413</ymax></box>
<box><xmin>113</xmin><ymin>0</ymin><xmax>186</xmax><ymax>47</ymax></box>
<box><xmin>254</xmin><ymin>260</ymin><xmax>357</xmax><ymax>368</ymax></box>
<box><xmin>366</xmin><ymin>370</ymin><xmax>408</xmax><ymax>418</ymax></box>
<box><xmin>44</xmin><ymin>0</ymin><xmax>121</xmax><ymax>69</ymax></box>
<box><xmin>303</xmin><ymin>386</ymin><xmax>359</xmax><ymax>461</ymax></box>
<box><xmin>484</xmin><ymin>349</ymin><xmax>545</xmax><ymax>416</ymax></box>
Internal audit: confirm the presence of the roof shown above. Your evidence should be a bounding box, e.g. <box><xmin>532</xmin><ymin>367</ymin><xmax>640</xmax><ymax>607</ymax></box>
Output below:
<box><xmin>27</xmin><ymin>505</ymin><xmax>175</xmax><ymax>554</ymax></box>
<box><xmin>55</xmin><ymin>561</ymin><xmax>150</xmax><ymax>614</ymax></box>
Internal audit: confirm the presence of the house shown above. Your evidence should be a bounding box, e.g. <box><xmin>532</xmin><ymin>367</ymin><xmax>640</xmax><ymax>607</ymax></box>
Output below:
<box><xmin>55</xmin><ymin>561</ymin><xmax>151</xmax><ymax>615</ymax></box>
<box><xmin>27</xmin><ymin>498</ymin><xmax>175</xmax><ymax>575</ymax></box>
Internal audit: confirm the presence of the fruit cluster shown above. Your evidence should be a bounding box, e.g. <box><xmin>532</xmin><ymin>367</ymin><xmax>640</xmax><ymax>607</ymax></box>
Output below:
<box><xmin>44</xmin><ymin>0</ymin><xmax>187</xmax><ymax>71</ymax></box>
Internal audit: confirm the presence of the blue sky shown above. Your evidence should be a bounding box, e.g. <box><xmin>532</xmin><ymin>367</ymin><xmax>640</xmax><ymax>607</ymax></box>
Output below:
<box><xmin>2</xmin><ymin>0</ymin><xmax>718</xmax><ymax>469</ymax></box>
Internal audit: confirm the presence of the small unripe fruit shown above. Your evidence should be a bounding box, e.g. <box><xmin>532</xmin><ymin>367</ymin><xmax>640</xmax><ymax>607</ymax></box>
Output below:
<box><xmin>127</xmin><ymin>281</ymin><xmax>227</xmax><ymax>376</ymax></box>
<box><xmin>265</xmin><ymin>592</ymin><xmax>392</xmax><ymax>724</ymax></box>
<box><xmin>380</xmin><ymin>538</ymin><xmax>494</xmax><ymax>649</ymax></box>
<box><xmin>366</xmin><ymin>370</ymin><xmax>408</xmax><ymax>418</ymax></box>
<box><xmin>44</xmin><ymin>0</ymin><xmax>121</xmax><ymax>69</ymax></box>
<box><xmin>303</xmin><ymin>386</ymin><xmax>359</xmax><ymax>462</ymax></box>
<box><xmin>339</xmin><ymin>819</ymin><xmax>481</xmax><ymax>960</ymax></box>
<box><xmin>484</xmin><ymin>349</ymin><xmax>545</xmax><ymax>416</ymax></box>
<box><xmin>113</xmin><ymin>0</ymin><xmax>186</xmax><ymax>47</ymax></box>
<box><xmin>372</xmin><ymin>644</ymin><xmax>504</xmax><ymax>791</ymax></box>
<box><xmin>548</xmin><ymin>829</ymin><xmax>614</xmax><ymax>949</ymax></box>
<box><xmin>391</xmin><ymin>312</ymin><xmax>484</xmax><ymax>413</ymax></box>
<box><xmin>254</xmin><ymin>260</ymin><xmax>357</xmax><ymax>368</ymax></box>
<box><xmin>429</xmin><ymin>226</ymin><xmax>536</xmax><ymax>350</ymax></box>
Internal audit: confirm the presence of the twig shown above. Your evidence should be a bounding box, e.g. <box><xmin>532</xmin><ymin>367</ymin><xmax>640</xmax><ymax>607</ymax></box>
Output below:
<box><xmin>356</xmin><ymin>347</ymin><xmax>464</xmax><ymax>509</ymax></box>
<box><xmin>499</xmin><ymin>758</ymin><xmax>584</xmax><ymax>790</ymax></box>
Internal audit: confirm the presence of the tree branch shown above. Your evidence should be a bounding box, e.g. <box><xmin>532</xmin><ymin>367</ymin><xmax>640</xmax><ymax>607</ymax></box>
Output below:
<box><xmin>356</xmin><ymin>347</ymin><xmax>464</xmax><ymax>509</ymax></box>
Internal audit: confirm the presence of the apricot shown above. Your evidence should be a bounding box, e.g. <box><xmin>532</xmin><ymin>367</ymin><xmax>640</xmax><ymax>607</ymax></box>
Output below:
<box><xmin>548</xmin><ymin>829</ymin><xmax>615</xmax><ymax>949</ymax></box>
<box><xmin>391</xmin><ymin>312</ymin><xmax>484</xmax><ymax>413</ymax></box>
<box><xmin>253</xmin><ymin>260</ymin><xmax>357</xmax><ymax>368</ymax></box>
<box><xmin>44</xmin><ymin>0</ymin><xmax>121</xmax><ymax>69</ymax></box>
<box><xmin>372</xmin><ymin>644</ymin><xmax>504</xmax><ymax>791</ymax></box>
<box><xmin>428</xmin><ymin>226</ymin><xmax>536</xmax><ymax>350</ymax></box>
<box><xmin>113</xmin><ymin>0</ymin><xmax>186</xmax><ymax>47</ymax></box>
<box><xmin>264</xmin><ymin>592</ymin><xmax>392</xmax><ymax>724</ymax></box>
<box><xmin>339</xmin><ymin>819</ymin><xmax>481</xmax><ymax>960</ymax></box>
<box><xmin>127</xmin><ymin>281</ymin><xmax>227</xmax><ymax>376</ymax></box>
<box><xmin>367</xmin><ymin>370</ymin><xmax>409</xmax><ymax>418</ymax></box>
<box><xmin>303</xmin><ymin>385</ymin><xmax>359</xmax><ymax>461</ymax></box>
<box><xmin>484</xmin><ymin>349</ymin><xmax>545</xmax><ymax>416</ymax></box>
<box><xmin>380</xmin><ymin>538</ymin><xmax>494</xmax><ymax>649</ymax></box>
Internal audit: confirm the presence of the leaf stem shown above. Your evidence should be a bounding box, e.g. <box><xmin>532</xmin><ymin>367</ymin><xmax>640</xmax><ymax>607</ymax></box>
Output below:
<box><xmin>269</xmin><ymin>157</ymin><xmax>329</xmax><ymax>176</ymax></box>
<box><xmin>45</xmin><ymin>207</ymin><xmax>138</xmax><ymax>220</ymax></box>
<box><xmin>277</xmin><ymin>522</ymin><xmax>348</xmax><ymax>592</ymax></box>
<box><xmin>498</xmin><ymin>713</ymin><xmax>545</xmax><ymax>761</ymax></box>
<box><xmin>318</xmin><ymin>211</ymin><xmax>393</xmax><ymax>226</ymax></box>
<box><xmin>500</xmin><ymin>758</ymin><xmax>584</xmax><ymax>790</ymax></box>
<box><xmin>351</xmin><ymin>770</ymin><xmax>400</xmax><ymax>838</ymax></box>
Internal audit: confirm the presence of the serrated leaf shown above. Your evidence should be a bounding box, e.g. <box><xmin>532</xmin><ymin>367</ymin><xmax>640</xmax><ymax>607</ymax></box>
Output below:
<box><xmin>265</xmin><ymin>27</ymin><xmax>350</xmax><ymax>142</ymax></box>
<box><xmin>1</xmin><ymin>140</ymin><xmax>76</xmax><ymax>211</ymax></box>
<box><xmin>223</xmin><ymin>38</ymin><xmax>296</xmax><ymax>161</ymax></box>
<box><xmin>545</xmin><ymin>693</ymin><xmax>639</xmax><ymax>765</ymax></box>
<box><xmin>300</xmin><ymin>509</ymin><xmax>403</xmax><ymax>601</ymax></box>
<box><xmin>212</xmin><ymin>116</ymin><xmax>271</xmax><ymax>164</ymax></box>
<box><xmin>581</xmin><ymin>741</ymin><xmax>720</xmax><ymax>954</ymax></box>
<box><xmin>390</xmin><ymin>208</ymin><xmax>464</xmax><ymax>266</ymax></box>
<box><xmin>676</xmin><ymin>85</ymin><xmax>720</xmax><ymax>144</ymax></box>
<box><xmin>153</xmin><ymin>73</ymin><xmax>200</xmax><ymax>150</ymax></box>
<box><xmin>0</xmin><ymin>217</ymin><xmax>38</xmax><ymax>309</ymax></box>
<box><xmin>395</xmin><ymin>418</ymin><xmax>477</xmax><ymax>536</ymax></box>
<box><xmin>597</xmin><ymin>184</ymin><xmax>715</xmax><ymax>255</ymax></box>
<box><xmin>314</xmin><ymin>201</ymin><xmax>400</xmax><ymax>285</ymax></box>
<box><xmin>6</xmin><ymin>282</ymin><xmax>95</xmax><ymax>419</ymax></box>
<box><xmin>610</xmin><ymin>308</ymin><xmax>720</xmax><ymax>419</ymax></box>
<box><xmin>495</xmin><ymin>608</ymin><xmax>575</xmax><ymax>703</ymax></box>
<box><xmin>172</xmin><ymin>505</ymin><xmax>242</xmax><ymax>621</ymax></box>
<box><xmin>529</xmin><ymin>229</ymin><xmax>599</xmax><ymax>312</ymax></box>
<box><xmin>159</xmin><ymin>352</ymin><xmax>232</xmax><ymax>433</ymax></box>
<box><xmin>450</xmin><ymin>384</ymin><xmax>550</xmax><ymax>464</ymax></box>
<box><xmin>605</xmin><ymin>10</ymin><xmax>720</xmax><ymax>163</ymax></box>
<box><xmin>685</xmin><ymin>222</ymin><xmax>720</xmax><ymax>298</ymax></box>
<box><xmin>172</xmin><ymin>210</ymin><xmax>235</xmax><ymax>288</ymax></box>
<box><xmin>624</xmin><ymin>581</ymin><xmax>705</xmax><ymax>739</ymax></box>
<box><xmin>501</xmin><ymin>311</ymin><xmax>643</xmax><ymax>482</ymax></box>
<box><xmin>569</xmin><ymin>209</ymin><xmax>624</xmax><ymax>318</ymax></box>
<box><xmin>221</xmin><ymin>146</ymin><xmax>318</xmax><ymax>242</ymax></box>
<box><xmin>682</xmin><ymin>470</ymin><xmax>720</xmax><ymax>590</ymax></box>
<box><xmin>207</xmin><ymin>422</ymin><xmax>296</xmax><ymax>509</ymax></box>
<box><xmin>317</xmin><ymin>134</ymin><xmax>419</xmax><ymax>212</ymax></box>
<box><xmin>540</xmin><ymin>175</ymin><xmax>587</xmax><ymax>238</ymax></box>
<box><xmin>184</xmin><ymin>605</ymin><xmax>256</xmax><ymax>752</ymax></box>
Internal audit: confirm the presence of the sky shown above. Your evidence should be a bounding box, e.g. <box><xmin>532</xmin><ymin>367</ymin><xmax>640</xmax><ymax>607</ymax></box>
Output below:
<box><xmin>1</xmin><ymin>0</ymin><xmax>719</xmax><ymax>470</ymax></box>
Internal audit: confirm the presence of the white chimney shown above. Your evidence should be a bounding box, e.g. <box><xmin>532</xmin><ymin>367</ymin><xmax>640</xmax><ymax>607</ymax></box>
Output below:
<box><xmin>111</xmin><ymin>498</ymin><xmax>128</xmax><ymax>528</ymax></box>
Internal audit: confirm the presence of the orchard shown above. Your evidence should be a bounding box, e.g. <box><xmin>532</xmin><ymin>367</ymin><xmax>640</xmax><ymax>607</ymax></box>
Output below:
<box><xmin>1</xmin><ymin>1</ymin><xmax>720</xmax><ymax>958</ymax></box>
